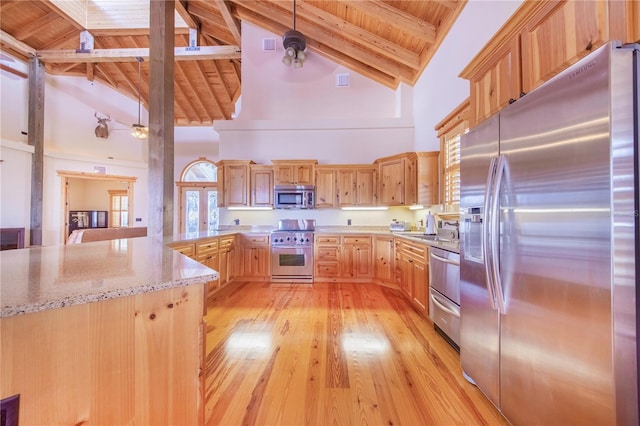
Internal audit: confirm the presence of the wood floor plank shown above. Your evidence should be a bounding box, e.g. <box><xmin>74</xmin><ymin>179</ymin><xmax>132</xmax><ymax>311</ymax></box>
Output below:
<box><xmin>204</xmin><ymin>282</ymin><xmax>507</xmax><ymax>426</ymax></box>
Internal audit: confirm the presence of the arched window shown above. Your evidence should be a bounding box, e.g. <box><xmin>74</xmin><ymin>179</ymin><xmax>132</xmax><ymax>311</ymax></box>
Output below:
<box><xmin>177</xmin><ymin>158</ymin><xmax>219</xmax><ymax>234</ymax></box>
<box><xmin>182</xmin><ymin>160</ymin><xmax>217</xmax><ymax>182</ymax></box>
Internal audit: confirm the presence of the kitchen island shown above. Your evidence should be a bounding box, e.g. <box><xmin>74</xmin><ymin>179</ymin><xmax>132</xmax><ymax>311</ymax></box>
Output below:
<box><xmin>0</xmin><ymin>236</ymin><xmax>218</xmax><ymax>425</ymax></box>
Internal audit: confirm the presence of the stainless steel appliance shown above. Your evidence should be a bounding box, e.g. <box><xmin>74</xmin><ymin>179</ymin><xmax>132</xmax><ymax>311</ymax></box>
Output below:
<box><xmin>389</xmin><ymin>220</ymin><xmax>411</xmax><ymax>232</ymax></box>
<box><xmin>460</xmin><ymin>42</ymin><xmax>638</xmax><ymax>425</ymax></box>
<box><xmin>270</xmin><ymin>219</ymin><xmax>315</xmax><ymax>283</ymax></box>
<box><xmin>428</xmin><ymin>246</ymin><xmax>460</xmax><ymax>350</ymax></box>
<box><xmin>274</xmin><ymin>185</ymin><xmax>315</xmax><ymax>209</ymax></box>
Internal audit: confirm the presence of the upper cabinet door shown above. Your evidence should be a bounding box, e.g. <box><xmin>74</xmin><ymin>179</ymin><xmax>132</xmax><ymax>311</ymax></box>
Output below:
<box><xmin>468</xmin><ymin>37</ymin><xmax>521</xmax><ymax>128</ymax></box>
<box><xmin>520</xmin><ymin>1</ymin><xmax>609</xmax><ymax>94</ymax></box>
<box><xmin>272</xmin><ymin>161</ymin><xmax>317</xmax><ymax>185</ymax></box>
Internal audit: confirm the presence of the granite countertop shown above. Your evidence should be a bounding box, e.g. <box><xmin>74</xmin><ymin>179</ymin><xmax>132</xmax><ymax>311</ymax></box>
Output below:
<box><xmin>0</xmin><ymin>236</ymin><xmax>218</xmax><ymax>318</ymax></box>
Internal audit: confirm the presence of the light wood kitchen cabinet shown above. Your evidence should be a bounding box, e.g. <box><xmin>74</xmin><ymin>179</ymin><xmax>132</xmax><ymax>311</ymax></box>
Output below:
<box><xmin>196</xmin><ymin>238</ymin><xmax>220</xmax><ymax>298</ymax></box>
<box><xmin>337</xmin><ymin>166</ymin><xmax>378</xmax><ymax>207</ymax></box>
<box><xmin>375</xmin><ymin>153</ymin><xmax>417</xmax><ymax>206</ymax></box>
<box><xmin>341</xmin><ymin>235</ymin><xmax>373</xmax><ymax>279</ymax></box>
<box><xmin>373</xmin><ymin>235</ymin><xmax>395</xmax><ymax>284</ymax></box>
<box><xmin>464</xmin><ymin>36</ymin><xmax>521</xmax><ymax>127</ymax></box>
<box><xmin>316</xmin><ymin>165</ymin><xmax>378</xmax><ymax>208</ymax></box>
<box><xmin>218</xmin><ymin>235</ymin><xmax>236</xmax><ymax>287</ymax></box>
<box><xmin>520</xmin><ymin>1</ymin><xmax>610</xmax><ymax>94</ymax></box>
<box><xmin>239</xmin><ymin>234</ymin><xmax>270</xmax><ymax>281</ymax></box>
<box><xmin>271</xmin><ymin>160</ymin><xmax>317</xmax><ymax>185</ymax></box>
<box><xmin>416</xmin><ymin>152</ymin><xmax>439</xmax><ymax>207</ymax></box>
<box><xmin>167</xmin><ymin>241</ymin><xmax>196</xmax><ymax>259</ymax></box>
<box><xmin>216</xmin><ymin>160</ymin><xmax>254</xmax><ymax>207</ymax></box>
<box><xmin>461</xmin><ymin>0</ymin><xmax>638</xmax><ymax>128</ymax></box>
<box><xmin>1</xmin><ymin>285</ymin><xmax>205</xmax><ymax>425</ymax></box>
<box><xmin>315</xmin><ymin>167</ymin><xmax>338</xmax><ymax>208</ymax></box>
<box><xmin>397</xmin><ymin>239</ymin><xmax>429</xmax><ymax>314</ymax></box>
<box><xmin>250</xmin><ymin>165</ymin><xmax>274</xmax><ymax>207</ymax></box>
<box><xmin>314</xmin><ymin>234</ymin><xmax>372</xmax><ymax>282</ymax></box>
<box><xmin>314</xmin><ymin>235</ymin><xmax>341</xmax><ymax>279</ymax></box>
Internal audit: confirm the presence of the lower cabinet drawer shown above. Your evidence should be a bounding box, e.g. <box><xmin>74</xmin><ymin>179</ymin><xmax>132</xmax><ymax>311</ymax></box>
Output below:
<box><xmin>429</xmin><ymin>288</ymin><xmax>461</xmax><ymax>348</ymax></box>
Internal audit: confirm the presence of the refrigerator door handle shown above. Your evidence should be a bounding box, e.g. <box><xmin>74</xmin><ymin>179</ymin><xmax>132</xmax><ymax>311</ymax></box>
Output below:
<box><xmin>483</xmin><ymin>157</ymin><xmax>498</xmax><ymax>310</ymax></box>
<box><xmin>490</xmin><ymin>154</ymin><xmax>507</xmax><ymax>314</ymax></box>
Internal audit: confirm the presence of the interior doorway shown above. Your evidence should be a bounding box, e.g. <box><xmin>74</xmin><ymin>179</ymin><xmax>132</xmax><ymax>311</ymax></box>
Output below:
<box><xmin>57</xmin><ymin>170</ymin><xmax>137</xmax><ymax>243</ymax></box>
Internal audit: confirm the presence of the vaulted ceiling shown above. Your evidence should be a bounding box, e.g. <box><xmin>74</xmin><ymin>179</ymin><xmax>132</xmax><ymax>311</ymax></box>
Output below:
<box><xmin>0</xmin><ymin>0</ymin><xmax>466</xmax><ymax>126</ymax></box>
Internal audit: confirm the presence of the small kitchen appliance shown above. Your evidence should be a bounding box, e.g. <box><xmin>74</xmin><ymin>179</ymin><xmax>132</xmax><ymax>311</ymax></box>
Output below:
<box><xmin>389</xmin><ymin>220</ymin><xmax>411</xmax><ymax>232</ymax></box>
<box><xmin>274</xmin><ymin>185</ymin><xmax>315</xmax><ymax>209</ymax></box>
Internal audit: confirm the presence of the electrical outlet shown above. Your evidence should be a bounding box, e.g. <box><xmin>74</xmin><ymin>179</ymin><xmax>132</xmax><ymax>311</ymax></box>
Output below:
<box><xmin>347</xmin><ymin>219</ymin><xmax>352</xmax><ymax>226</ymax></box>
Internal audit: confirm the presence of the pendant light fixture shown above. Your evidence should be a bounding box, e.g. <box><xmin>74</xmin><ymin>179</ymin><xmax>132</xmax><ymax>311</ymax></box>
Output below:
<box><xmin>282</xmin><ymin>0</ymin><xmax>307</xmax><ymax>68</ymax></box>
<box><xmin>131</xmin><ymin>56</ymin><xmax>148</xmax><ymax>140</ymax></box>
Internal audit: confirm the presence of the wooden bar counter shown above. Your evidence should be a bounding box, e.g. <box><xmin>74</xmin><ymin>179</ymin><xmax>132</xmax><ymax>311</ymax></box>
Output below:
<box><xmin>0</xmin><ymin>236</ymin><xmax>218</xmax><ymax>425</ymax></box>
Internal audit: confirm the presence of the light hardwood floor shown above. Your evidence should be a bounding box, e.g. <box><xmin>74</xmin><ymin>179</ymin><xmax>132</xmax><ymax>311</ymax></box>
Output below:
<box><xmin>204</xmin><ymin>282</ymin><xmax>507</xmax><ymax>426</ymax></box>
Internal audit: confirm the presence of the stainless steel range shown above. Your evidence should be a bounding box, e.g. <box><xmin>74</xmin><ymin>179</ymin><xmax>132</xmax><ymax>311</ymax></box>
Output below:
<box><xmin>270</xmin><ymin>219</ymin><xmax>315</xmax><ymax>283</ymax></box>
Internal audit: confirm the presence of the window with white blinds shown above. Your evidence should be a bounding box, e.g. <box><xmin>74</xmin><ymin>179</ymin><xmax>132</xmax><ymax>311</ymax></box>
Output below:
<box><xmin>442</xmin><ymin>123</ymin><xmax>466</xmax><ymax>205</ymax></box>
<box><xmin>435</xmin><ymin>99</ymin><xmax>470</xmax><ymax>208</ymax></box>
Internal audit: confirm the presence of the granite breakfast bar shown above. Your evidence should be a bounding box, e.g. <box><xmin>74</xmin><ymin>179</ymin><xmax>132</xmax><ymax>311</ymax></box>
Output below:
<box><xmin>0</xmin><ymin>236</ymin><xmax>218</xmax><ymax>425</ymax></box>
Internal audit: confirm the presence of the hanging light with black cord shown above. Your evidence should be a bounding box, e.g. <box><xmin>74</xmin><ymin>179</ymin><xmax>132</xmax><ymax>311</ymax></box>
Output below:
<box><xmin>131</xmin><ymin>56</ymin><xmax>148</xmax><ymax>140</ymax></box>
<box><xmin>282</xmin><ymin>0</ymin><xmax>307</xmax><ymax>68</ymax></box>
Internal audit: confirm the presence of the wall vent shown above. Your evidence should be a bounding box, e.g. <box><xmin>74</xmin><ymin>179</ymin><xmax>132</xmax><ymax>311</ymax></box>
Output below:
<box><xmin>336</xmin><ymin>73</ymin><xmax>350</xmax><ymax>87</ymax></box>
<box><xmin>262</xmin><ymin>38</ymin><xmax>277</xmax><ymax>51</ymax></box>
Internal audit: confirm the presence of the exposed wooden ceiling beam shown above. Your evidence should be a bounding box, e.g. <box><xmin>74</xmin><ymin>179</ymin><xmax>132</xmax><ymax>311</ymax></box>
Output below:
<box><xmin>341</xmin><ymin>0</ymin><xmax>436</xmax><ymax>43</ymax></box>
<box><xmin>0</xmin><ymin>62</ymin><xmax>28</xmax><ymax>79</ymax></box>
<box><xmin>13</xmin><ymin>12</ymin><xmax>61</xmax><ymax>41</ymax></box>
<box><xmin>436</xmin><ymin>1</ymin><xmax>459</xmax><ymax>10</ymax></box>
<box><xmin>296</xmin><ymin>1</ymin><xmax>420</xmax><ymax>70</ymax></box>
<box><xmin>94</xmin><ymin>64</ymin><xmax>117</xmax><ymax>87</ymax></box>
<box><xmin>41</xmin><ymin>0</ymin><xmax>86</xmax><ymax>30</ymax></box>
<box><xmin>89</xmin><ymin>28</ymin><xmax>191</xmax><ymax>36</ymax></box>
<box><xmin>231</xmin><ymin>1</ymin><xmax>410</xmax><ymax>84</ymax></box>
<box><xmin>0</xmin><ymin>1</ymin><xmax>21</xmax><ymax>14</ymax></box>
<box><xmin>214</xmin><ymin>0</ymin><xmax>242</xmax><ymax>45</ymax></box>
<box><xmin>34</xmin><ymin>45</ymin><xmax>241</xmax><ymax>63</ymax></box>
<box><xmin>40</xmin><ymin>29</ymin><xmax>79</xmax><ymax>50</ymax></box>
<box><xmin>0</xmin><ymin>30</ymin><xmax>37</xmax><ymax>56</ymax></box>
<box><xmin>174</xmin><ymin>62</ymin><xmax>206</xmax><ymax>122</ymax></box>
<box><xmin>193</xmin><ymin>60</ymin><xmax>227</xmax><ymax>119</ymax></box>
<box><xmin>86</xmin><ymin>62</ymin><xmax>95</xmax><ymax>81</ymax></box>
<box><xmin>176</xmin><ymin>0</ymin><xmax>199</xmax><ymax>29</ymax></box>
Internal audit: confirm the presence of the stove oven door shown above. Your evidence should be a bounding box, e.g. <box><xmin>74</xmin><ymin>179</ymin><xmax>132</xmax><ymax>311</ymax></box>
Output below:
<box><xmin>271</xmin><ymin>245</ymin><xmax>314</xmax><ymax>283</ymax></box>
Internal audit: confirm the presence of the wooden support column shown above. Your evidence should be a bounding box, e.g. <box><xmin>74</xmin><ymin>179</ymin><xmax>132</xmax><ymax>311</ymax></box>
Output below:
<box><xmin>148</xmin><ymin>0</ymin><xmax>175</xmax><ymax>238</ymax></box>
<box><xmin>28</xmin><ymin>57</ymin><xmax>45</xmax><ymax>246</ymax></box>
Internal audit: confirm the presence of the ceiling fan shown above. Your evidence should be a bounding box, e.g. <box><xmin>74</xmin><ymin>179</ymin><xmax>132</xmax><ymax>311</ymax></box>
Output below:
<box><xmin>94</xmin><ymin>57</ymin><xmax>148</xmax><ymax>140</ymax></box>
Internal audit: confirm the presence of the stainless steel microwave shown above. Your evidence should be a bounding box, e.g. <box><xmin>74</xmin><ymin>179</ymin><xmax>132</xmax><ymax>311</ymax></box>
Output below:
<box><xmin>274</xmin><ymin>185</ymin><xmax>315</xmax><ymax>209</ymax></box>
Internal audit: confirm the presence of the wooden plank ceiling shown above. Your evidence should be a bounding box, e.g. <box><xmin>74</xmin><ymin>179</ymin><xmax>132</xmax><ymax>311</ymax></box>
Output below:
<box><xmin>0</xmin><ymin>0</ymin><xmax>466</xmax><ymax>126</ymax></box>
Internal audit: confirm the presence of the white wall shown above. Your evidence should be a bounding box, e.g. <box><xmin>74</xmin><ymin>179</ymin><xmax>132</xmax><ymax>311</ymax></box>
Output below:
<box><xmin>0</xmin><ymin>141</ymin><xmax>33</xmax><ymax>229</ymax></box>
<box><xmin>216</xmin><ymin>22</ymin><xmax>415</xmax><ymax>164</ymax></box>
<box><xmin>68</xmin><ymin>178</ymin><xmax>128</xmax><ymax>211</ymax></box>
<box><xmin>239</xmin><ymin>23</ymin><xmax>400</xmax><ymax>121</ymax></box>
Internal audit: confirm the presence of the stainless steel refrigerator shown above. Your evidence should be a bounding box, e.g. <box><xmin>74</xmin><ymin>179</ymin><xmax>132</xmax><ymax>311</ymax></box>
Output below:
<box><xmin>460</xmin><ymin>42</ymin><xmax>638</xmax><ymax>425</ymax></box>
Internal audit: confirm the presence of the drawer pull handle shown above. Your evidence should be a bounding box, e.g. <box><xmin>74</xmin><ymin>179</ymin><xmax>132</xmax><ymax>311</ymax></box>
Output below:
<box><xmin>430</xmin><ymin>252</ymin><xmax>459</xmax><ymax>266</ymax></box>
<box><xmin>430</xmin><ymin>294</ymin><xmax>460</xmax><ymax>318</ymax></box>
